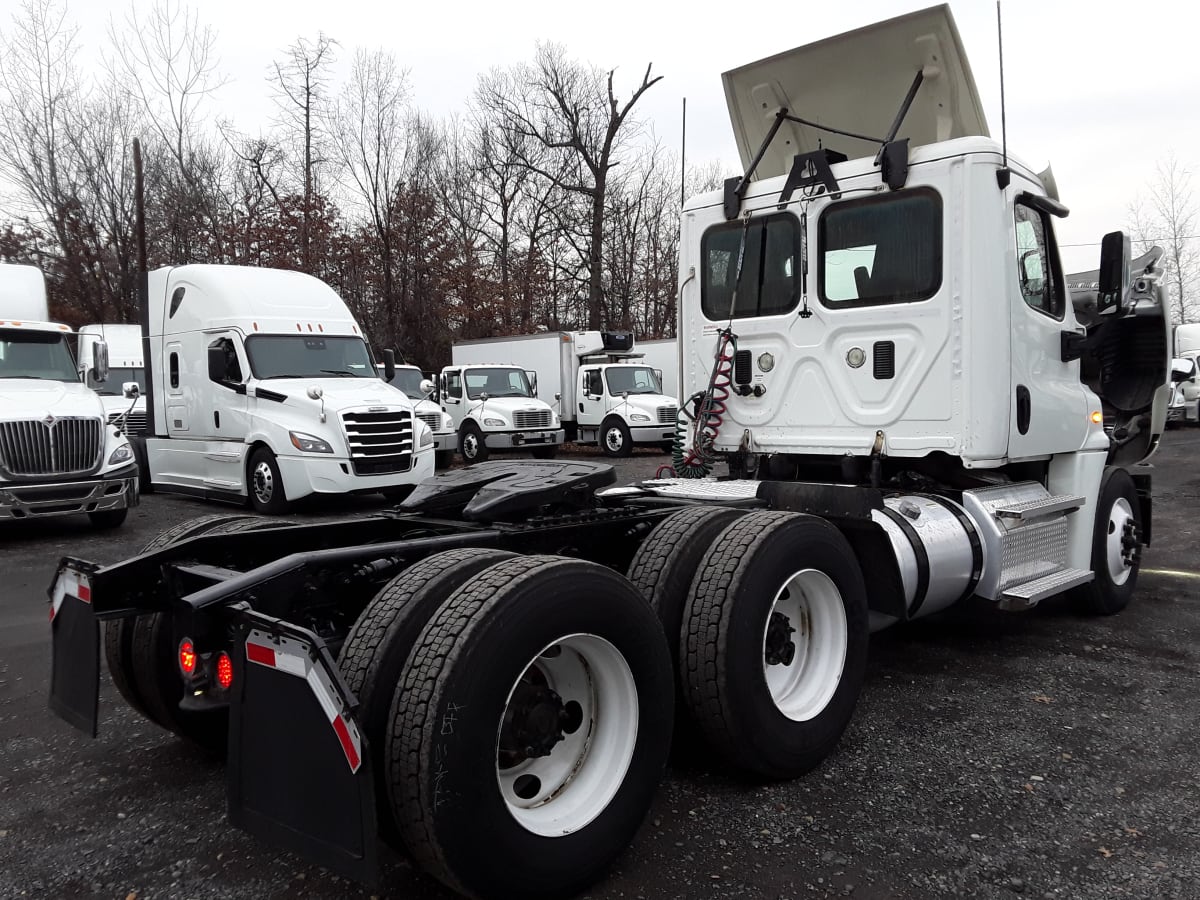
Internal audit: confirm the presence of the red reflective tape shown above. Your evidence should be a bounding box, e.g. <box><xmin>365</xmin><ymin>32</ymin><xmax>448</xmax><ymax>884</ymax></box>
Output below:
<box><xmin>245</xmin><ymin>642</ymin><xmax>276</xmax><ymax>668</ymax></box>
<box><xmin>76</xmin><ymin>584</ymin><xmax>91</xmax><ymax>603</ymax></box>
<box><xmin>331</xmin><ymin>714</ymin><xmax>360</xmax><ymax>772</ymax></box>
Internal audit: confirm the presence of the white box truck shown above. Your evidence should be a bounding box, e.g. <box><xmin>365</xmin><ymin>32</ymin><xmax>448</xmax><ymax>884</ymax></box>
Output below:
<box><xmin>141</xmin><ymin>264</ymin><xmax>434</xmax><ymax>512</ymax></box>
<box><xmin>78</xmin><ymin>323</ymin><xmax>148</xmax><ymax>435</ymax></box>
<box><xmin>382</xmin><ymin>363</ymin><xmax>456</xmax><ymax>468</ymax></box>
<box><xmin>0</xmin><ymin>265</ymin><xmax>138</xmax><ymax>527</ymax></box>
<box><xmin>637</xmin><ymin>337</ymin><xmax>680</xmax><ymax>402</ymax></box>
<box><xmin>454</xmin><ymin>331</ymin><xmax>677</xmax><ymax>457</ymax></box>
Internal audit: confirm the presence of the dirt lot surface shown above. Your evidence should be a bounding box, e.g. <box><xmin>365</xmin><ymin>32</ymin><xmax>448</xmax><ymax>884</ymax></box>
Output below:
<box><xmin>2</xmin><ymin>435</ymin><xmax>1198</xmax><ymax>900</ymax></box>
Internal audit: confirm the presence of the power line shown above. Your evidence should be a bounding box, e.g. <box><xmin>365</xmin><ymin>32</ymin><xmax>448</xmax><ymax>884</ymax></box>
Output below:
<box><xmin>1059</xmin><ymin>236</ymin><xmax>1200</xmax><ymax>248</ymax></box>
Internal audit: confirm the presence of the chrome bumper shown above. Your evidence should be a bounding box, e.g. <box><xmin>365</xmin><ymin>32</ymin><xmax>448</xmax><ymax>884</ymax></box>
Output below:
<box><xmin>0</xmin><ymin>465</ymin><xmax>139</xmax><ymax>520</ymax></box>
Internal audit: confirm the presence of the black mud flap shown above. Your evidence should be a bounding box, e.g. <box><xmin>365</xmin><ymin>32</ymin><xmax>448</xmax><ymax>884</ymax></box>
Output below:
<box><xmin>47</xmin><ymin>559</ymin><xmax>101</xmax><ymax>737</ymax></box>
<box><xmin>227</xmin><ymin>612</ymin><xmax>378</xmax><ymax>885</ymax></box>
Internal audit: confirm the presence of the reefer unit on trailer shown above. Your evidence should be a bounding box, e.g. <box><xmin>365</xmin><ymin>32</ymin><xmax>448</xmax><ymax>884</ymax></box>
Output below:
<box><xmin>78</xmin><ymin>323</ymin><xmax>148</xmax><ymax>435</ymax></box>
<box><xmin>142</xmin><ymin>265</ymin><xmax>434</xmax><ymax>512</ymax></box>
<box><xmin>0</xmin><ymin>266</ymin><xmax>137</xmax><ymax>526</ymax></box>
<box><xmin>47</xmin><ymin>7</ymin><xmax>1167</xmax><ymax>900</ymax></box>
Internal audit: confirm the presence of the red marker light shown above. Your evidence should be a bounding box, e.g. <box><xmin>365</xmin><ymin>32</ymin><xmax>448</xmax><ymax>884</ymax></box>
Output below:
<box><xmin>216</xmin><ymin>652</ymin><xmax>234</xmax><ymax>690</ymax></box>
<box><xmin>178</xmin><ymin>639</ymin><xmax>197</xmax><ymax>676</ymax></box>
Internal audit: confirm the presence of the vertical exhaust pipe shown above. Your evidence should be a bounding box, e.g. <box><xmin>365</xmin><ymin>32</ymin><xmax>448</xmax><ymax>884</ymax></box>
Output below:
<box><xmin>133</xmin><ymin>139</ymin><xmax>157</xmax><ymax>438</ymax></box>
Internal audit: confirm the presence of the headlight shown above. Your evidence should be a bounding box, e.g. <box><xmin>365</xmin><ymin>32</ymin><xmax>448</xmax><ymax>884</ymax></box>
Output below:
<box><xmin>418</xmin><ymin>423</ymin><xmax>434</xmax><ymax>448</ymax></box>
<box><xmin>483</xmin><ymin>417</ymin><xmax>506</xmax><ymax>427</ymax></box>
<box><xmin>630</xmin><ymin>413</ymin><xmax>651</xmax><ymax>422</ymax></box>
<box><xmin>441</xmin><ymin>413</ymin><xmax>454</xmax><ymax>430</ymax></box>
<box><xmin>289</xmin><ymin>431</ymin><xmax>334</xmax><ymax>453</ymax></box>
<box><xmin>108</xmin><ymin>443</ymin><xmax>133</xmax><ymax>465</ymax></box>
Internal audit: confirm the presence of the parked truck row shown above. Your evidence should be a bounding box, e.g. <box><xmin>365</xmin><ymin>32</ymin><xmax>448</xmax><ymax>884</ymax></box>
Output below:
<box><xmin>44</xmin><ymin>5</ymin><xmax>1188</xmax><ymax>900</ymax></box>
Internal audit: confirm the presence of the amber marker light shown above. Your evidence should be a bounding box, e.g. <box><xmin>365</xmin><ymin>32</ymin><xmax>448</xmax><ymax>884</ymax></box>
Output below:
<box><xmin>1090</xmin><ymin>411</ymin><xmax>1103</xmax><ymax>424</ymax></box>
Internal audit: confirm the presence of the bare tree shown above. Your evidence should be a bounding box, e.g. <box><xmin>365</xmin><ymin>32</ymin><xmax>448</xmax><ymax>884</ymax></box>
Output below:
<box><xmin>1129</xmin><ymin>153</ymin><xmax>1198</xmax><ymax>325</ymax></box>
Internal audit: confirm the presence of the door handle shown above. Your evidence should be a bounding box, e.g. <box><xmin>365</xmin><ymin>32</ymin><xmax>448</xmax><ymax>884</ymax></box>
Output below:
<box><xmin>214</xmin><ymin>411</ymin><xmax>221</xmax><ymax>429</ymax></box>
<box><xmin>1016</xmin><ymin>385</ymin><xmax>1031</xmax><ymax>435</ymax></box>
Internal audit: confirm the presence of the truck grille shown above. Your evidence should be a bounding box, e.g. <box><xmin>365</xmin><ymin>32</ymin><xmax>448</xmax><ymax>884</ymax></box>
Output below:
<box><xmin>0</xmin><ymin>417</ymin><xmax>104</xmax><ymax>477</ymax></box>
<box><xmin>341</xmin><ymin>409</ymin><xmax>414</xmax><ymax>476</ymax></box>
<box><xmin>514</xmin><ymin>409</ymin><xmax>552</xmax><ymax>430</ymax></box>
<box><xmin>107</xmin><ymin>410</ymin><xmax>147</xmax><ymax>435</ymax></box>
<box><xmin>416</xmin><ymin>412</ymin><xmax>442</xmax><ymax>432</ymax></box>
<box><xmin>657</xmin><ymin>406</ymin><xmax>678</xmax><ymax>424</ymax></box>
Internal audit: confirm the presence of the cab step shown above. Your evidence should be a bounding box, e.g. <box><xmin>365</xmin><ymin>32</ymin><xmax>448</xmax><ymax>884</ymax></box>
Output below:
<box><xmin>998</xmin><ymin>567</ymin><xmax>1094</xmax><ymax>610</ymax></box>
<box><xmin>994</xmin><ymin>494</ymin><xmax>1085</xmax><ymax>521</ymax></box>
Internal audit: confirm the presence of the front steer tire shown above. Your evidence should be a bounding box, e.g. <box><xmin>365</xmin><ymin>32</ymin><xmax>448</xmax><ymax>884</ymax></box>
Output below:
<box><xmin>1073</xmin><ymin>466</ymin><xmax>1143</xmax><ymax>616</ymax></box>
<box><xmin>388</xmin><ymin>556</ymin><xmax>673</xmax><ymax>900</ymax></box>
<box><xmin>680</xmin><ymin>511</ymin><xmax>869</xmax><ymax>779</ymax></box>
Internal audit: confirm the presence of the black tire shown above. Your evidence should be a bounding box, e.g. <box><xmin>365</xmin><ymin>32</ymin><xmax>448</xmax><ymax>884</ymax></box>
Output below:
<box><xmin>530</xmin><ymin>445</ymin><xmax>557</xmax><ymax>459</ymax></box>
<box><xmin>130</xmin><ymin>435</ymin><xmax>153</xmax><ymax>493</ymax></box>
<box><xmin>338</xmin><ymin>548</ymin><xmax>516</xmax><ymax>839</ymax></box>
<box><xmin>627</xmin><ymin>506</ymin><xmax>746</xmax><ymax>729</ymax></box>
<box><xmin>680</xmin><ymin>511</ymin><xmax>869</xmax><ymax>779</ymax></box>
<box><xmin>600</xmin><ymin>416</ymin><xmax>633</xmax><ymax>458</ymax></box>
<box><xmin>87</xmin><ymin>508</ymin><xmax>128</xmax><ymax>529</ymax></box>
<box><xmin>104</xmin><ymin>514</ymin><xmax>256</xmax><ymax>728</ymax></box>
<box><xmin>127</xmin><ymin>515</ymin><xmax>269</xmax><ymax>753</ymax></box>
<box><xmin>1073</xmin><ymin>467</ymin><xmax>1143</xmax><ymax>615</ymax></box>
<box><xmin>459</xmin><ymin>421</ymin><xmax>489</xmax><ymax>464</ymax></box>
<box><xmin>388</xmin><ymin>556</ymin><xmax>673</xmax><ymax>900</ymax></box>
<box><xmin>435</xmin><ymin>449</ymin><xmax>455</xmax><ymax>470</ymax></box>
<box><xmin>247</xmin><ymin>446</ymin><xmax>290</xmax><ymax>514</ymax></box>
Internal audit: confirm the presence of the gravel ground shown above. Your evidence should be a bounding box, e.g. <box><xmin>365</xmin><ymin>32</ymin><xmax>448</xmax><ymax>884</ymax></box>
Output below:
<box><xmin>1</xmin><ymin>435</ymin><xmax>1198</xmax><ymax>900</ymax></box>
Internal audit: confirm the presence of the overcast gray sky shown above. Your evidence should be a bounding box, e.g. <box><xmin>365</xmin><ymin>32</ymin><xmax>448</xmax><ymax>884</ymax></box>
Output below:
<box><xmin>7</xmin><ymin>0</ymin><xmax>1197</xmax><ymax>273</ymax></box>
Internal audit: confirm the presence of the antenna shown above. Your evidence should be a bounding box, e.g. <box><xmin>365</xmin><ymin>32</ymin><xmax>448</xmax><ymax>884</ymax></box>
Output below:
<box><xmin>680</xmin><ymin>97</ymin><xmax>687</xmax><ymax>208</ymax></box>
<box><xmin>995</xmin><ymin>1</ymin><xmax>1011</xmax><ymax>189</ymax></box>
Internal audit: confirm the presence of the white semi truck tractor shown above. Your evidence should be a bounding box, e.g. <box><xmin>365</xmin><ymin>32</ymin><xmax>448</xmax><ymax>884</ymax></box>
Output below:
<box><xmin>47</xmin><ymin>7</ymin><xmax>1167</xmax><ymax>899</ymax></box>
<box><xmin>78</xmin><ymin>323</ymin><xmax>148</xmax><ymax>435</ymax></box>
<box><xmin>383</xmin><ymin>362</ymin><xmax>456</xmax><ymax>468</ymax></box>
<box><xmin>0</xmin><ymin>265</ymin><xmax>138</xmax><ymax>527</ymax></box>
<box><xmin>1167</xmin><ymin>322</ymin><xmax>1200</xmax><ymax>425</ymax></box>
<box><xmin>454</xmin><ymin>331</ymin><xmax>678</xmax><ymax>456</ymax></box>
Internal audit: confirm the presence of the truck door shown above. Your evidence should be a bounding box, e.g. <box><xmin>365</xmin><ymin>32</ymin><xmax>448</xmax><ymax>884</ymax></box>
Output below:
<box><xmin>202</xmin><ymin>333</ymin><xmax>249</xmax><ymax>442</ymax></box>
<box><xmin>441</xmin><ymin>369</ymin><xmax>464</xmax><ymax>426</ymax></box>
<box><xmin>1007</xmin><ymin>200</ymin><xmax>1089</xmax><ymax>460</ymax></box>
<box><xmin>578</xmin><ymin>367</ymin><xmax>605</xmax><ymax>426</ymax></box>
<box><xmin>164</xmin><ymin>341</ymin><xmax>188</xmax><ymax>434</ymax></box>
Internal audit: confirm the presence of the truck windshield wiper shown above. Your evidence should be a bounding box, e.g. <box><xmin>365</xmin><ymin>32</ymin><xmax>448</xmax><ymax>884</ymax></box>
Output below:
<box><xmin>263</xmin><ymin>374</ymin><xmax>306</xmax><ymax>380</ymax></box>
<box><xmin>320</xmin><ymin>369</ymin><xmax>360</xmax><ymax>377</ymax></box>
<box><xmin>0</xmin><ymin>374</ymin><xmax>46</xmax><ymax>379</ymax></box>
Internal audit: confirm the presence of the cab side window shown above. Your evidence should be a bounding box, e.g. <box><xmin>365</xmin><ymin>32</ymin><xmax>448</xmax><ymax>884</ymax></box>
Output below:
<box><xmin>446</xmin><ymin>370</ymin><xmax>462</xmax><ymax>399</ymax></box>
<box><xmin>1014</xmin><ymin>203</ymin><xmax>1064</xmax><ymax>319</ymax></box>
<box><xmin>208</xmin><ymin>337</ymin><xmax>243</xmax><ymax>383</ymax></box>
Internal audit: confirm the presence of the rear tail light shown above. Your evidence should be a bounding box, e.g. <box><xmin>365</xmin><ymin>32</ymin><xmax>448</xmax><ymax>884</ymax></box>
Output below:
<box><xmin>216</xmin><ymin>652</ymin><xmax>234</xmax><ymax>690</ymax></box>
<box><xmin>178</xmin><ymin>639</ymin><xmax>197</xmax><ymax>676</ymax></box>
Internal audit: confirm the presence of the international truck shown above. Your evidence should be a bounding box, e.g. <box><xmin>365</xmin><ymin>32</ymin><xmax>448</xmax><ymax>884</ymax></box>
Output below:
<box><xmin>454</xmin><ymin>331</ymin><xmax>677</xmax><ymax>456</ymax></box>
<box><xmin>381</xmin><ymin>362</ymin><xmax>456</xmax><ymax>467</ymax></box>
<box><xmin>134</xmin><ymin>264</ymin><xmax>434</xmax><ymax>512</ymax></box>
<box><xmin>78</xmin><ymin>323</ymin><xmax>148</xmax><ymax>435</ymax></box>
<box><xmin>47</xmin><ymin>7</ymin><xmax>1169</xmax><ymax>899</ymax></box>
<box><xmin>0</xmin><ymin>265</ymin><xmax>138</xmax><ymax>527</ymax></box>
<box><xmin>440</xmin><ymin>349</ymin><xmax>564</xmax><ymax>463</ymax></box>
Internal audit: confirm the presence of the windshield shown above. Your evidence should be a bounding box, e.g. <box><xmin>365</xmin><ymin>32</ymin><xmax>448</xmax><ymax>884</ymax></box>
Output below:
<box><xmin>88</xmin><ymin>366</ymin><xmax>145</xmax><ymax>394</ymax></box>
<box><xmin>605</xmin><ymin>366</ymin><xmax>661</xmax><ymax>395</ymax></box>
<box><xmin>245</xmin><ymin>335</ymin><xmax>375</xmax><ymax>380</ymax></box>
<box><xmin>389</xmin><ymin>367</ymin><xmax>427</xmax><ymax>400</ymax></box>
<box><xmin>0</xmin><ymin>329</ymin><xmax>78</xmax><ymax>381</ymax></box>
<box><xmin>465</xmin><ymin>367</ymin><xmax>532</xmax><ymax>399</ymax></box>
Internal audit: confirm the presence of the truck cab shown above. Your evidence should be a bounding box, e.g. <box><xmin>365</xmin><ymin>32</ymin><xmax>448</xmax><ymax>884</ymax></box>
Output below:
<box><xmin>0</xmin><ymin>265</ymin><xmax>137</xmax><ymax>527</ymax></box>
<box><xmin>78</xmin><ymin>323</ymin><xmax>147</xmax><ymax>435</ymax></box>
<box><xmin>144</xmin><ymin>265</ymin><xmax>434</xmax><ymax>512</ymax></box>
<box><xmin>438</xmin><ymin>363</ymin><xmax>564</xmax><ymax>463</ymax></box>
<box><xmin>383</xmin><ymin>363</ymin><xmax>456</xmax><ymax>467</ymax></box>
<box><xmin>576</xmin><ymin>358</ymin><xmax>677</xmax><ymax>456</ymax></box>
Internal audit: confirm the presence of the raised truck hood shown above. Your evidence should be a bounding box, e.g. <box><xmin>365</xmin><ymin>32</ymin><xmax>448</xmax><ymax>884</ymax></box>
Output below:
<box><xmin>722</xmin><ymin>3</ymin><xmax>988</xmax><ymax>180</ymax></box>
<box><xmin>0</xmin><ymin>381</ymin><xmax>108</xmax><ymax>421</ymax></box>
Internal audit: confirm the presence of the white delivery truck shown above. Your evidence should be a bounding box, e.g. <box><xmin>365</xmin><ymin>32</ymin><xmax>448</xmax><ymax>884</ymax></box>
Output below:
<box><xmin>141</xmin><ymin>264</ymin><xmax>434</xmax><ymax>512</ymax></box>
<box><xmin>382</xmin><ymin>363</ymin><xmax>456</xmax><ymax>468</ymax></box>
<box><xmin>0</xmin><ymin>265</ymin><xmax>137</xmax><ymax>527</ymax></box>
<box><xmin>438</xmin><ymin>352</ymin><xmax>564</xmax><ymax>463</ymax></box>
<box><xmin>78</xmin><ymin>324</ymin><xmax>148</xmax><ymax>435</ymax></box>
<box><xmin>454</xmin><ymin>331</ymin><xmax>677</xmax><ymax>457</ymax></box>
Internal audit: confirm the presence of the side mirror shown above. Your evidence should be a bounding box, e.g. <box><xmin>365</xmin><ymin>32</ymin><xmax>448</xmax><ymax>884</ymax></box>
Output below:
<box><xmin>208</xmin><ymin>345</ymin><xmax>229</xmax><ymax>383</ymax></box>
<box><xmin>1097</xmin><ymin>231</ymin><xmax>1131</xmax><ymax>313</ymax></box>
<box><xmin>526</xmin><ymin>370</ymin><xmax>538</xmax><ymax>395</ymax></box>
<box><xmin>122</xmin><ymin>381</ymin><xmax>140</xmax><ymax>400</ymax></box>
<box><xmin>420</xmin><ymin>378</ymin><xmax>435</xmax><ymax>399</ymax></box>
<box><xmin>382</xmin><ymin>349</ymin><xmax>396</xmax><ymax>383</ymax></box>
<box><xmin>1170</xmin><ymin>360</ymin><xmax>1195</xmax><ymax>383</ymax></box>
<box><xmin>92</xmin><ymin>340</ymin><xmax>109</xmax><ymax>384</ymax></box>
<box><xmin>654</xmin><ymin>368</ymin><xmax>663</xmax><ymax>384</ymax></box>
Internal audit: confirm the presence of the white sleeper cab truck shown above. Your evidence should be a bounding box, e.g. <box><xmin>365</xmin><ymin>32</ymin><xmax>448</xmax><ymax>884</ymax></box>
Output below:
<box><xmin>440</xmin><ymin>352</ymin><xmax>564</xmax><ymax>463</ymax></box>
<box><xmin>46</xmin><ymin>9</ymin><xmax>1169</xmax><ymax>900</ymax></box>
<box><xmin>78</xmin><ymin>323</ymin><xmax>147</xmax><ymax>435</ymax></box>
<box><xmin>0</xmin><ymin>265</ymin><xmax>137</xmax><ymax>527</ymax></box>
<box><xmin>383</xmin><ymin>363</ymin><xmax>455</xmax><ymax>467</ymax></box>
<box><xmin>141</xmin><ymin>265</ymin><xmax>434</xmax><ymax>512</ymax></box>
<box><xmin>455</xmin><ymin>331</ymin><xmax>677</xmax><ymax>456</ymax></box>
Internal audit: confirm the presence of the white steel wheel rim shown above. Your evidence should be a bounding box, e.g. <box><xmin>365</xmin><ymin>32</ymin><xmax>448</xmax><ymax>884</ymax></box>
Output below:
<box><xmin>605</xmin><ymin>427</ymin><xmax>624</xmax><ymax>452</ymax></box>
<box><xmin>463</xmin><ymin>432</ymin><xmax>479</xmax><ymax>458</ymax></box>
<box><xmin>762</xmin><ymin>569</ymin><xmax>848</xmax><ymax>722</ymax></box>
<box><xmin>252</xmin><ymin>461</ymin><xmax>274</xmax><ymax>503</ymax></box>
<box><xmin>1105</xmin><ymin>497</ymin><xmax>1135</xmax><ymax>585</ymax></box>
<box><xmin>496</xmin><ymin>633</ymin><xmax>638</xmax><ymax>837</ymax></box>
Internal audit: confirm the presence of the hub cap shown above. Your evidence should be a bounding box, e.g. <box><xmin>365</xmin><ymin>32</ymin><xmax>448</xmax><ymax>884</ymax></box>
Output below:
<box><xmin>463</xmin><ymin>433</ymin><xmax>479</xmax><ymax>458</ymax></box>
<box><xmin>496</xmin><ymin>634</ymin><xmax>637</xmax><ymax>837</ymax></box>
<box><xmin>252</xmin><ymin>460</ymin><xmax>274</xmax><ymax>504</ymax></box>
<box><xmin>1105</xmin><ymin>497</ymin><xmax>1138</xmax><ymax>585</ymax></box>
<box><xmin>604</xmin><ymin>427</ymin><xmax>625</xmax><ymax>453</ymax></box>
<box><xmin>762</xmin><ymin>569</ymin><xmax>847</xmax><ymax>721</ymax></box>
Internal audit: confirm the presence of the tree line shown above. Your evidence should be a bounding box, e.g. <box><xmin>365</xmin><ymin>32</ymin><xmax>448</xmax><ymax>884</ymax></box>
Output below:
<box><xmin>0</xmin><ymin>0</ymin><xmax>722</xmax><ymax>371</ymax></box>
